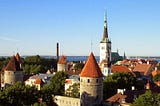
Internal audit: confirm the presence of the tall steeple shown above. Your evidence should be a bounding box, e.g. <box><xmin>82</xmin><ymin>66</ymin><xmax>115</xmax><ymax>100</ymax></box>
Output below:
<box><xmin>101</xmin><ymin>12</ymin><xmax>108</xmax><ymax>42</ymax></box>
<box><xmin>100</xmin><ymin>12</ymin><xmax>112</xmax><ymax>76</ymax></box>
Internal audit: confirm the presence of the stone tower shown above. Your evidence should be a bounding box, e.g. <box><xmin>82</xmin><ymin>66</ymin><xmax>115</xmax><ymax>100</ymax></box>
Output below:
<box><xmin>100</xmin><ymin>13</ymin><xmax>111</xmax><ymax>65</ymax></box>
<box><xmin>99</xmin><ymin>13</ymin><xmax>112</xmax><ymax>76</ymax></box>
<box><xmin>3</xmin><ymin>54</ymin><xmax>23</xmax><ymax>88</ymax></box>
<box><xmin>57</xmin><ymin>55</ymin><xmax>68</xmax><ymax>72</ymax></box>
<box><xmin>80</xmin><ymin>52</ymin><xmax>103</xmax><ymax>106</ymax></box>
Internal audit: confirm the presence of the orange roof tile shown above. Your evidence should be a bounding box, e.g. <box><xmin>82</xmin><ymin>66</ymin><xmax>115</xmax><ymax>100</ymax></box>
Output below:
<box><xmin>133</xmin><ymin>64</ymin><xmax>152</xmax><ymax>75</ymax></box>
<box><xmin>107</xmin><ymin>93</ymin><xmax>127</xmax><ymax>103</ymax></box>
<box><xmin>5</xmin><ymin>56</ymin><xmax>20</xmax><ymax>71</ymax></box>
<box><xmin>35</xmin><ymin>78</ymin><xmax>42</xmax><ymax>84</ymax></box>
<box><xmin>15</xmin><ymin>53</ymin><xmax>22</xmax><ymax>64</ymax></box>
<box><xmin>65</xmin><ymin>79</ymin><xmax>72</xmax><ymax>84</ymax></box>
<box><xmin>58</xmin><ymin>55</ymin><xmax>67</xmax><ymax>64</ymax></box>
<box><xmin>80</xmin><ymin>52</ymin><xmax>103</xmax><ymax>78</ymax></box>
<box><xmin>111</xmin><ymin>65</ymin><xmax>132</xmax><ymax>73</ymax></box>
<box><xmin>151</xmin><ymin>70</ymin><xmax>160</xmax><ymax>77</ymax></box>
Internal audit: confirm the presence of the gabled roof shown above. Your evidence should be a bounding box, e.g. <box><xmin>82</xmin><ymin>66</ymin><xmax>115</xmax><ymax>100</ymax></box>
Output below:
<box><xmin>15</xmin><ymin>53</ymin><xmax>22</xmax><ymax>64</ymax></box>
<box><xmin>5</xmin><ymin>56</ymin><xmax>20</xmax><ymax>71</ymax></box>
<box><xmin>107</xmin><ymin>93</ymin><xmax>127</xmax><ymax>104</ymax></box>
<box><xmin>80</xmin><ymin>52</ymin><xmax>103</xmax><ymax>78</ymax></box>
<box><xmin>111</xmin><ymin>65</ymin><xmax>132</xmax><ymax>73</ymax></box>
<box><xmin>133</xmin><ymin>64</ymin><xmax>152</xmax><ymax>75</ymax></box>
<box><xmin>58</xmin><ymin>55</ymin><xmax>67</xmax><ymax>64</ymax></box>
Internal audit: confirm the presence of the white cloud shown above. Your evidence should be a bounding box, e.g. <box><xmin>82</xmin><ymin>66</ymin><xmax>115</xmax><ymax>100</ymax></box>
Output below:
<box><xmin>0</xmin><ymin>36</ymin><xmax>20</xmax><ymax>42</ymax></box>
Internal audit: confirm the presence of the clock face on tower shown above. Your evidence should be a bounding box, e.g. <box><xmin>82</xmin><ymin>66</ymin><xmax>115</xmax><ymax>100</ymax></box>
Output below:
<box><xmin>101</xmin><ymin>47</ymin><xmax>105</xmax><ymax>50</ymax></box>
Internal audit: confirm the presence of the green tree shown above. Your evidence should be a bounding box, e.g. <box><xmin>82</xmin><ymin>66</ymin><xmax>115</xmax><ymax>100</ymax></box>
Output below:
<box><xmin>103</xmin><ymin>80</ymin><xmax>117</xmax><ymax>99</ymax></box>
<box><xmin>132</xmin><ymin>90</ymin><xmax>160</xmax><ymax>106</ymax></box>
<box><xmin>103</xmin><ymin>72</ymin><xmax>136</xmax><ymax>99</ymax></box>
<box><xmin>65</xmin><ymin>83</ymin><xmax>80</xmax><ymax>98</ymax></box>
<box><xmin>0</xmin><ymin>81</ymin><xmax>39</xmax><ymax>106</ymax></box>
<box><xmin>74</xmin><ymin>62</ymin><xmax>84</xmax><ymax>70</ymax></box>
<box><xmin>153</xmin><ymin>74</ymin><xmax>160</xmax><ymax>82</ymax></box>
<box><xmin>40</xmin><ymin>84</ymin><xmax>53</xmax><ymax>105</ymax></box>
<box><xmin>23</xmin><ymin>55</ymin><xmax>57</xmax><ymax>75</ymax></box>
<box><xmin>49</xmin><ymin>71</ymin><xmax>67</xmax><ymax>95</ymax></box>
<box><xmin>106</xmin><ymin>72</ymin><xmax>136</xmax><ymax>89</ymax></box>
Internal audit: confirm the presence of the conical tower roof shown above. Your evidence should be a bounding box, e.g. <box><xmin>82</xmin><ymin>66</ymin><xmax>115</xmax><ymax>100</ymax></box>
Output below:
<box><xmin>58</xmin><ymin>55</ymin><xmax>67</xmax><ymax>64</ymax></box>
<box><xmin>16</xmin><ymin>53</ymin><xmax>22</xmax><ymax>64</ymax></box>
<box><xmin>5</xmin><ymin>56</ymin><xmax>20</xmax><ymax>71</ymax></box>
<box><xmin>80</xmin><ymin>52</ymin><xmax>103</xmax><ymax>78</ymax></box>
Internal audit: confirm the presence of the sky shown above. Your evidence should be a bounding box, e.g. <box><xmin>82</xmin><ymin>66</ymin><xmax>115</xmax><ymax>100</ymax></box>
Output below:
<box><xmin>0</xmin><ymin>0</ymin><xmax>160</xmax><ymax>56</ymax></box>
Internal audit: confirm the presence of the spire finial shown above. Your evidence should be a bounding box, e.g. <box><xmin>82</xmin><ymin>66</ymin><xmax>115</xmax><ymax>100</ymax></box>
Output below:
<box><xmin>104</xmin><ymin>11</ymin><xmax>107</xmax><ymax>28</ymax></box>
<box><xmin>91</xmin><ymin>38</ymin><xmax>93</xmax><ymax>52</ymax></box>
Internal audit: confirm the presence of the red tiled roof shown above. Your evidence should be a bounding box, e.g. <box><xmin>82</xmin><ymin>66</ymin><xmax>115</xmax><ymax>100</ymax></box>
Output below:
<box><xmin>65</xmin><ymin>70</ymin><xmax>82</xmax><ymax>75</ymax></box>
<box><xmin>80</xmin><ymin>52</ymin><xmax>103</xmax><ymax>78</ymax></box>
<box><xmin>35</xmin><ymin>78</ymin><xmax>43</xmax><ymax>84</ymax></box>
<box><xmin>65</xmin><ymin>79</ymin><xmax>72</xmax><ymax>84</ymax></box>
<box><xmin>107</xmin><ymin>93</ymin><xmax>127</xmax><ymax>103</ymax></box>
<box><xmin>133</xmin><ymin>64</ymin><xmax>152</xmax><ymax>75</ymax></box>
<box><xmin>5</xmin><ymin>56</ymin><xmax>20</xmax><ymax>71</ymax></box>
<box><xmin>111</xmin><ymin>65</ymin><xmax>132</xmax><ymax>73</ymax></box>
<box><xmin>151</xmin><ymin>70</ymin><xmax>160</xmax><ymax>77</ymax></box>
<box><xmin>58</xmin><ymin>55</ymin><xmax>67</xmax><ymax>64</ymax></box>
<box><xmin>15</xmin><ymin>53</ymin><xmax>22</xmax><ymax>64</ymax></box>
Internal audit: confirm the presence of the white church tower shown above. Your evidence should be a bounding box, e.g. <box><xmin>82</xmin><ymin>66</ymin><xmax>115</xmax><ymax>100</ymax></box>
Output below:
<box><xmin>100</xmin><ymin>13</ymin><xmax>112</xmax><ymax>76</ymax></box>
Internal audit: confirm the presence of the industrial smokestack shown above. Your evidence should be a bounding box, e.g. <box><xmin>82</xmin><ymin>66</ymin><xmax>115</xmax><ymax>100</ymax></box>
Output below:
<box><xmin>56</xmin><ymin>42</ymin><xmax>59</xmax><ymax>61</ymax></box>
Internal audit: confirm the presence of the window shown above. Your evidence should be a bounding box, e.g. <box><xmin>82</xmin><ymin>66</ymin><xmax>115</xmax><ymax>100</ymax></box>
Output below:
<box><xmin>96</xmin><ymin>79</ymin><xmax>98</xmax><ymax>83</ymax></box>
<box><xmin>96</xmin><ymin>95</ymin><xmax>99</xmax><ymax>101</ymax></box>
<box><xmin>87</xmin><ymin>79</ymin><xmax>90</xmax><ymax>83</ymax></box>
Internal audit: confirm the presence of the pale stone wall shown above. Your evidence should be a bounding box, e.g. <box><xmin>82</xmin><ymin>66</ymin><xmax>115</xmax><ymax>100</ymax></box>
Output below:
<box><xmin>4</xmin><ymin>70</ymin><xmax>23</xmax><ymax>86</ymax></box>
<box><xmin>54</xmin><ymin>95</ymin><xmax>80</xmax><ymax>106</ymax></box>
<box><xmin>57</xmin><ymin>64</ymin><xmax>68</xmax><ymax>72</ymax></box>
<box><xmin>80</xmin><ymin>77</ymin><xmax>103</xmax><ymax>106</ymax></box>
<box><xmin>4</xmin><ymin>70</ymin><xmax>16</xmax><ymax>86</ymax></box>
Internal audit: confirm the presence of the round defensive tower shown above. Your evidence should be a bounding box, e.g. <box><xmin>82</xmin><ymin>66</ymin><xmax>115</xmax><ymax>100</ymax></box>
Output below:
<box><xmin>80</xmin><ymin>52</ymin><xmax>103</xmax><ymax>106</ymax></box>
<box><xmin>4</xmin><ymin>56</ymin><xmax>23</xmax><ymax>87</ymax></box>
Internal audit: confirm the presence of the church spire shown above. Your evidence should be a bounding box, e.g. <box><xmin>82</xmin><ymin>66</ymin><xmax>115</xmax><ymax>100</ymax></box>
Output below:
<box><xmin>102</xmin><ymin>12</ymin><xmax>108</xmax><ymax>41</ymax></box>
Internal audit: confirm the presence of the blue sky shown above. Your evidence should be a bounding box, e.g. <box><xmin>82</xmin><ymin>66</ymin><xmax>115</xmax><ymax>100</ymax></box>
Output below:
<box><xmin>0</xmin><ymin>0</ymin><xmax>160</xmax><ymax>56</ymax></box>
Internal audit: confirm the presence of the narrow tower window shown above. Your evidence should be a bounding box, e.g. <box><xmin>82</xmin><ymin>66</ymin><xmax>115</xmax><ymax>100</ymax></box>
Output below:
<box><xmin>87</xmin><ymin>79</ymin><xmax>90</xmax><ymax>83</ymax></box>
<box><xmin>96</xmin><ymin>79</ymin><xmax>98</xmax><ymax>83</ymax></box>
